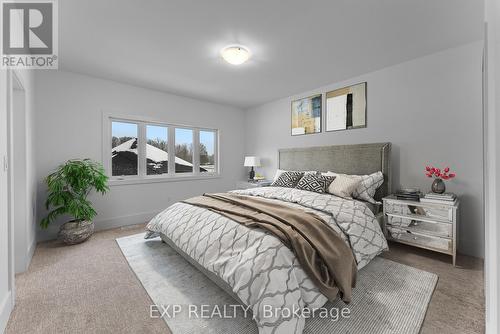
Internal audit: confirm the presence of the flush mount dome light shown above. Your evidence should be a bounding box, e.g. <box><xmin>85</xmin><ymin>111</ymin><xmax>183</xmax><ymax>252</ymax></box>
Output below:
<box><xmin>221</xmin><ymin>45</ymin><xmax>250</xmax><ymax>65</ymax></box>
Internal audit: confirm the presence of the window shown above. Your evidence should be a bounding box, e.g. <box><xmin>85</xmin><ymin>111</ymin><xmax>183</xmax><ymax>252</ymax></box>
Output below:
<box><xmin>200</xmin><ymin>130</ymin><xmax>216</xmax><ymax>173</ymax></box>
<box><xmin>146</xmin><ymin>125</ymin><xmax>168</xmax><ymax>175</ymax></box>
<box><xmin>111</xmin><ymin>121</ymin><xmax>138</xmax><ymax>176</ymax></box>
<box><xmin>174</xmin><ymin>128</ymin><xmax>193</xmax><ymax>173</ymax></box>
<box><xmin>106</xmin><ymin>116</ymin><xmax>218</xmax><ymax>182</ymax></box>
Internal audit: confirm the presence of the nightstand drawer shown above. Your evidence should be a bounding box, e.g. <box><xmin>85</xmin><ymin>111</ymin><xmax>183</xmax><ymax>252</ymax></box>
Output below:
<box><xmin>384</xmin><ymin>202</ymin><xmax>453</xmax><ymax>222</ymax></box>
<box><xmin>387</xmin><ymin>226</ymin><xmax>452</xmax><ymax>252</ymax></box>
<box><xmin>386</xmin><ymin>215</ymin><xmax>452</xmax><ymax>238</ymax></box>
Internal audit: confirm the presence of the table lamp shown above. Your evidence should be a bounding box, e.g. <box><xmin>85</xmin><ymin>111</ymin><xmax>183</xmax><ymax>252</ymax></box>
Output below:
<box><xmin>244</xmin><ymin>156</ymin><xmax>261</xmax><ymax>181</ymax></box>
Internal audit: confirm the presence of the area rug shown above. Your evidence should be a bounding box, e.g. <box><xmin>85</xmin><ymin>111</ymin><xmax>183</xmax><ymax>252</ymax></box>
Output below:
<box><xmin>117</xmin><ymin>233</ymin><xmax>438</xmax><ymax>334</ymax></box>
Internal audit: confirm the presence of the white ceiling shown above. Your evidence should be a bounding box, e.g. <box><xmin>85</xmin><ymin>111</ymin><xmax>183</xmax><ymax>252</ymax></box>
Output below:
<box><xmin>60</xmin><ymin>0</ymin><xmax>484</xmax><ymax>108</ymax></box>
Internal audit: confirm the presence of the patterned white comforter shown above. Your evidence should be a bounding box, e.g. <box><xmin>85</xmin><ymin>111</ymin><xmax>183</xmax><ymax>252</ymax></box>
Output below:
<box><xmin>146</xmin><ymin>187</ymin><xmax>387</xmax><ymax>334</ymax></box>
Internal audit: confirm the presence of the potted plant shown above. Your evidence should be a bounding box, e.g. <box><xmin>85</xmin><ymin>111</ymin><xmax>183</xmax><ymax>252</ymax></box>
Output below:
<box><xmin>425</xmin><ymin>165</ymin><xmax>456</xmax><ymax>194</ymax></box>
<box><xmin>41</xmin><ymin>159</ymin><xmax>109</xmax><ymax>245</ymax></box>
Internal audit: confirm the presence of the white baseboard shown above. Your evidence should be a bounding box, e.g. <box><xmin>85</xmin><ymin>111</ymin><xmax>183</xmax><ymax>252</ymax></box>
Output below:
<box><xmin>15</xmin><ymin>234</ymin><xmax>37</xmax><ymax>274</ymax></box>
<box><xmin>37</xmin><ymin>210</ymin><xmax>160</xmax><ymax>242</ymax></box>
<box><xmin>25</xmin><ymin>236</ymin><xmax>36</xmax><ymax>268</ymax></box>
<box><xmin>0</xmin><ymin>291</ymin><xmax>13</xmax><ymax>334</ymax></box>
<box><xmin>93</xmin><ymin>211</ymin><xmax>159</xmax><ymax>232</ymax></box>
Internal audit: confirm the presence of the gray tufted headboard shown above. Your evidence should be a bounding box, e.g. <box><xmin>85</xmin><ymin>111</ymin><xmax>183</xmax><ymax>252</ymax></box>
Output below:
<box><xmin>278</xmin><ymin>142</ymin><xmax>392</xmax><ymax>201</ymax></box>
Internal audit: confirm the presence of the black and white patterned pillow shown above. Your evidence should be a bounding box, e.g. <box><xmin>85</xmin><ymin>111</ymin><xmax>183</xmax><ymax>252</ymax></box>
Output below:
<box><xmin>271</xmin><ymin>171</ymin><xmax>304</xmax><ymax>188</ymax></box>
<box><xmin>352</xmin><ymin>171</ymin><xmax>384</xmax><ymax>204</ymax></box>
<box><xmin>295</xmin><ymin>173</ymin><xmax>335</xmax><ymax>193</ymax></box>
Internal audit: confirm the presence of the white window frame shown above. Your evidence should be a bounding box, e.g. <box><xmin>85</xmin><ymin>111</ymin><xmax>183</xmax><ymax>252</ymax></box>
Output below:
<box><xmin>102</xmin><ymin>112</ymin><xmax>220</xmax><ymax>186</ymax></box>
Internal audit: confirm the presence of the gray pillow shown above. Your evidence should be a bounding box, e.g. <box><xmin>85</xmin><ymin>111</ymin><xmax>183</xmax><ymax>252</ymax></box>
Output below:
<box><xmin>323</xmin><ymin>171</ymin><xmax>384</xmax><ymax>204</ymax></box>
<box><xmin>326</xmin><ymin>174</ymin><xmax>362</xmax><ymax>198</ymax></box>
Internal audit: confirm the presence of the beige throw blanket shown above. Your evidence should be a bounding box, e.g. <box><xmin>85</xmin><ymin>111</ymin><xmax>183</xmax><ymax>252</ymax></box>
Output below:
<box><xmin>183</xmin><ymin>192</ymin><xmax>357</xmax><ymax>303</ymax></box>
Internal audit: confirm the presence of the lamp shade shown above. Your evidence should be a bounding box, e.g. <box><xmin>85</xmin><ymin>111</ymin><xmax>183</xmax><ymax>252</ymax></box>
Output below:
<box><xmin>244</xmin><ymin>156</ymin><xmax>261</xmax><ymax>167</ymax></box>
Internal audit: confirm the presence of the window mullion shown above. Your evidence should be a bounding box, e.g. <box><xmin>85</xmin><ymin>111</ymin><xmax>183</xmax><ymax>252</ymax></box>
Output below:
<box><xmin>168</xmin><ymin>125</ymin><xmax>175</xmax><ymax>176</ymax></box>
<box><xmin>215</xmin><ymin>130</ymin><xmax>219</xmax><ymax>174</ymax></box>
<box><xmin>138</xmin><ymin>123</ymin><xmax>146</xmax><ymax>177</ymax></box>
<box><xmin>193</xmin><ymin>129</ymin><xmax>200</xmax><ymax>175</ymax></box>
<box><xmin>105</xmin><ymin>117</ymin><xmax>112</xmax><ymax>176</ymax></box>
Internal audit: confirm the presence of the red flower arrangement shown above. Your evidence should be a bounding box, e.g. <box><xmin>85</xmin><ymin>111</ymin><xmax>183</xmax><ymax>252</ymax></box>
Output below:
<box><xmin>425</xmin><ymin>166</ymin><xmax>456</xmax><ymax>180</ymax></box>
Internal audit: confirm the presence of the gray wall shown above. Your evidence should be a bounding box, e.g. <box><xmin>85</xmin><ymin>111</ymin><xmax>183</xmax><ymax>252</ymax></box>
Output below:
<box><xmin>33</xmin><ymin>42</ymin><xmax>485</xmax><ymax>258</ymax></box>
<box><xmin>34</xmin><ymin>71</ymin><xmax>246</xmax><ymax>241</ymax></box>
<box><xmin>244</xmin><ymin>42</ymin><xmax>484</xmax><ymax>258</ymax></box>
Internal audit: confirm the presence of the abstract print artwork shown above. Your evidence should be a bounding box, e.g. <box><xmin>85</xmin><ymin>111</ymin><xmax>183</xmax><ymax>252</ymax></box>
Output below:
<box><xmin>291</xmin><ymin>94</ymin><xmax>322</xmax><ymax>136</ymax></box>
<box><xmin>326</xmin><ymin>82</ymin><xmax>367</xmax><ymax>131</ymax></box>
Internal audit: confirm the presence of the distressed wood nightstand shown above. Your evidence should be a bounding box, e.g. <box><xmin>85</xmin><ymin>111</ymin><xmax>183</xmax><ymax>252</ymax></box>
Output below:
<box><xmin>382</xmin><ymin>195</ymin><xmax>459</xmax><ymax>266</ymax></box>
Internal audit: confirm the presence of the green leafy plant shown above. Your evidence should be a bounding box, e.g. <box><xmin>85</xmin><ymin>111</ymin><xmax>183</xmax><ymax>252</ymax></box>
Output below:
<box><xmin>40</xmin><ymin>159</ymin><xmax>109</xmax><ymax>229</ymax></box>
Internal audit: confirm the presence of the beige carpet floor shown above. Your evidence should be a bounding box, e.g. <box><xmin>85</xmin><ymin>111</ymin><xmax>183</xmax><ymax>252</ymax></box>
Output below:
<box><xmin>5</xmin><ymin>224</ymin><xmax>484</xmax><ymax>334</ymax></box>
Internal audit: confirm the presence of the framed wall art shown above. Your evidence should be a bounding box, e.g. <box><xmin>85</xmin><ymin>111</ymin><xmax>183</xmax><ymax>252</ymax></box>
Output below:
<box><xmin>325</xmin><ymin>82</ymin><xmax>366</xmax><ymax>132</ymax></box>
<box><xmin>291</xmin><ymin>94</ymin><xmax>322</xmax><ymax>136</ymax></box>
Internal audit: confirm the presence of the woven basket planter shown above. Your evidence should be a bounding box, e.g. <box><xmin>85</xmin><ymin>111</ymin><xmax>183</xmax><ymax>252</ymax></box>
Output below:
<box><xmin>58</xmin><ymin>220</ymin><xmax>94</xmax><ymax>245</ymax></box>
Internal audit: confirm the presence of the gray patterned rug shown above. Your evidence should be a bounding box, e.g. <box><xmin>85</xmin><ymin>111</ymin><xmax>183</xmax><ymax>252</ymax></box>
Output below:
<box><xmin>117</xmin><ymin>233</ymin><xmax>438</xmax><ymax>334</ymax></box>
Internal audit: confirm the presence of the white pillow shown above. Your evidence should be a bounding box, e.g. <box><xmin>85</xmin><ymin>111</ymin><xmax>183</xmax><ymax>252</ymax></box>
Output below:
<box><xmin>273</xmin><ymin>169</ymin><xmax>317</xmax><ymax>182</ymax></box>
<box><xmin>326</xmin><ymin>174</ymin><xmax>361</xmax><ymax>198</ymax></box>
<box><xmin>323</xmin><ymin>171</ymin><xmax>384</xmax><ymax>204</ymax></box>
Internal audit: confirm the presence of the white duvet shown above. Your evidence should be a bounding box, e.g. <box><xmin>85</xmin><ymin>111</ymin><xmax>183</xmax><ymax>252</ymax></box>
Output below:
<box><xmin>146</xmin><ymin>187</ymin><xmax>387</xmax><ymax>334</ymax></box>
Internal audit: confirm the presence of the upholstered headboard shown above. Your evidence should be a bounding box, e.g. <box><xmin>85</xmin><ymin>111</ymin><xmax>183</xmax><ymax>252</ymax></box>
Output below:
<box><xmin>278</xmin><ymin>142</ymin><xmax>392</xmax><ymax>201</ymax></box>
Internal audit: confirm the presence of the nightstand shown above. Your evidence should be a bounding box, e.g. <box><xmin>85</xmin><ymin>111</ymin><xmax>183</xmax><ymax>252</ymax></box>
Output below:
<box><xmin>382</xmin><ymin>195</ymin><xmax>459</xmax><ymax>266</ymax></box>
<box><xmin>235</xmin><ymin>180</ymin><xmax>271</xmax><ymax>190</ymax></box>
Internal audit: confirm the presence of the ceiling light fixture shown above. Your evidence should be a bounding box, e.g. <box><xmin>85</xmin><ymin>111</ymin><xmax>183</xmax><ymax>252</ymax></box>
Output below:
<box><xmin>221</xmin><ymin>45</ymin><xmax>250</xmax><ymax>65</ymax></box>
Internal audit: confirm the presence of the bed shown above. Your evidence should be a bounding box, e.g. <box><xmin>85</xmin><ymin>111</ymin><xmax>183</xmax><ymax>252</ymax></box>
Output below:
<box><xmin>146</xmin><ymin>142</ymin><xmax>391</xmax><ymax>334</ymax></box>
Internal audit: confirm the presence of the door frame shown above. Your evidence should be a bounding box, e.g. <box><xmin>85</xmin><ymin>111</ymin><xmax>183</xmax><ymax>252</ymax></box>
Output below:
<box><xmin>6</xmin><ymin>70</ymin><xmax>25</xmax><ymax>307</ymax></box>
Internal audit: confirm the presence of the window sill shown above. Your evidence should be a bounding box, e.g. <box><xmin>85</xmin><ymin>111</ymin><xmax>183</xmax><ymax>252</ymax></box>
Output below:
<box><xmin>108</xmin><ymin>174</ymin><xmax>222</xmax><ymax>187</ymax></box>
